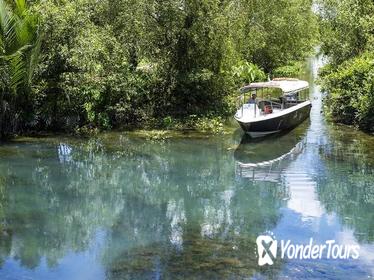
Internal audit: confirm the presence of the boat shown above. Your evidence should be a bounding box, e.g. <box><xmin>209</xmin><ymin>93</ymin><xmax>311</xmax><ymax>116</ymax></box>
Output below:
<box><xmin>234</xmin><ymin>78</ymin><xmax>312</xmax><ymax>138</ymax></box>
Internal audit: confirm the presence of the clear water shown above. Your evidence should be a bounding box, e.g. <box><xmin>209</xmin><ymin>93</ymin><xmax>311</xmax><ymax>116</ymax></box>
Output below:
<box><xmin>0</xmin><ymin>57</ymin><xmax>373</xmax><ymax>280</ymax></box>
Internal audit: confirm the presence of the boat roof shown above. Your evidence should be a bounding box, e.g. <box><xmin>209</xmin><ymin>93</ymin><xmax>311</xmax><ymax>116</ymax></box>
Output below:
<box><xmin>240</xmin><ymin>78</ymin><xmax>309</xmax><ymax>95</ymax></box>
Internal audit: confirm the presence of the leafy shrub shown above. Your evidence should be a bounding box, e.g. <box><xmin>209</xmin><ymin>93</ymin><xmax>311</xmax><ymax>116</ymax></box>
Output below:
<box><xmin>232</xmin><ymin>61</ymin><xmax>266</xmax><ymax>85</ymax></box>
<box><xmin>1</xmin><ymin>0</ymin><xmax>318</xmax><ymax>137</ymax></box>
<box><xmin>32</xmin><ymin>0</ymin><xmax>158</xmax><ymax>131</ymax></box>
<box><xmin>273</xmin><ymin>61</ymin><xmax>304</xmax><ymax>78</ymax></box>
<box><xmin>319</xmin><ymin>52</ymin><xmax>374</xmax><ymax>132</ymax></box>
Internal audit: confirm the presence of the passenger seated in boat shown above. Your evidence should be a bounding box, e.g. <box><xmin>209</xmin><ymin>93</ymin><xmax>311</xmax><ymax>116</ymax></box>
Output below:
<box><xmin>264</xmin><ymin>105</ymin><xmax>273</xmax><ymax>114</ymax></box>
<box><xmin>248</xmin><ymin>93</ymin><xmax>257</xmax><ymax>104</ymax></box>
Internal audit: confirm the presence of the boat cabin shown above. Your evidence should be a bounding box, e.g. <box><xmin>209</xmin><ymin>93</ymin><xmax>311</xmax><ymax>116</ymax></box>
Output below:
<box><xmin>234</xmin><ymin>78</ymin><xmax>312</xmax><ymax>138</ymax></box>
<box><xmin>236</xmin><ymin>78</ymin><xmax>309</xmax><ymax>119</ymax></box>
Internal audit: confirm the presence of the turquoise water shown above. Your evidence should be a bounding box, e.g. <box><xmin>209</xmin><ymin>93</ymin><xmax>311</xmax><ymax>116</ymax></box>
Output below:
<box><xmin>0</xmin><ymin>58</ymin><xmax>373</xmax><ymax>279</ymax></box>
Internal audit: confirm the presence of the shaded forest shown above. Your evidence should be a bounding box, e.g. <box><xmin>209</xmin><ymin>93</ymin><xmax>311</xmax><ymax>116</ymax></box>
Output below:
<box><xmin>0</xmin><ymin>0</ymin><xmax>317</xmax><ymax>138</ymax></box>
<box><xmin>1</xmin><ymin>0</ymin><xmax>373</xmax><ymax>138</ymax></box>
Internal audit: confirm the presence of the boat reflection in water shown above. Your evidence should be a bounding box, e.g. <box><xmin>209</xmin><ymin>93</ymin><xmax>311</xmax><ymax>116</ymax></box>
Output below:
<box><xmin>234</xmin><ymin>133</ymin><xmax>306</xmax><ymax>182</ymax></box>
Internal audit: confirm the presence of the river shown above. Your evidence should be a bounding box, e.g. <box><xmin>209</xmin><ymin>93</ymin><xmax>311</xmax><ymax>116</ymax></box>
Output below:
<box><xmin>0</xmin><ymin>57</ymin><xmax>373</xmax><ymax>279</ymax></box>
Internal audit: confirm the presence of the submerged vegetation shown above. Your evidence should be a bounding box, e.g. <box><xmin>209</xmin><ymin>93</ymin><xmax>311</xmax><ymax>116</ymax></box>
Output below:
<box><xmin>317</xmin><ymin>0</ymin><xmax>374</xmax><ymax>132</ymax></box>
<box><xmin>0</xmin><ymin>0</ymin><xmax>318</xmax><ymax>138</ymax></box>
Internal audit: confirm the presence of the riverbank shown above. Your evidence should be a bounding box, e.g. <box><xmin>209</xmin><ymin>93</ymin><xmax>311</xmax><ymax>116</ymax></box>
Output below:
<box><xmin>4</xmin><ymin>92</ymin><xmax>373</xmax><ymax>144</ymax></box>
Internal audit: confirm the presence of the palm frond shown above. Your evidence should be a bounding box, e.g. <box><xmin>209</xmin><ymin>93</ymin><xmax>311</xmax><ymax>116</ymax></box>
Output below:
<box><xmin>14</xmin><ymin>15</ymin><xmax>32</xmax><ymax>46</ymax></box>
<box><xmin>8</xmin><ymin>53</ymin><xmax>26</xmax><ymax>92</ymax></box>
<box><xmin>0</xmin><ymin>0</ymin><xmax>18</xmax><ymax>53</ymax></box>
<box><xmin>1</xmin><ymin>44</ymin><xmax>32</xmax><ymax>92</ymax></box>
<box><xmin>27</xmin><ymin>32</ymin><xmax>42</xmax><ymax>85</ymax></box>
<box><xmin>0</xmin><ymin>0</ymin><xmax>9</xmax><ymax>33</ymax></box>
<box><xmin>0</xmin><ymin>0</ymin><xmax>40</xmax><ymax>94</ymax></box>
<box><xmin>0</xmin><ymin>35</ymin><xmax>4</xmax><ymax>54</ymax></box>
<box><xmin>14</xmin><ymin>0</ymin><xmax>26</xmax><ymax>17</ymax></box>
<box><xmin>0</xmin><ymin>61</ymin><xmax>6</xmax><ymax>90</ymax></box>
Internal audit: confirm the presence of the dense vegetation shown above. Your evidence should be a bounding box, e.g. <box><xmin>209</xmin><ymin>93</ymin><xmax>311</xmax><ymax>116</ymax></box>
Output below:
<box><xmin>317</xmin><ymin>0</ymin><xmax>374</xmax><ymax>132</ymax></box>
<box><xmin>0</xmin><ymin>0</ymin><xmax>40</xmax><ymax>138</ymax></box>
<box><xmin>0</xmin><ymin>0</ymin><xmax>317</xmax><ymax>138</ymax></box>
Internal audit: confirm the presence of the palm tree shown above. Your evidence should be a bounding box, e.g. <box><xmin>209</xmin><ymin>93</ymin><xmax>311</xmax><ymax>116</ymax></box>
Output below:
<box><xmin>0</xmin><ymin>0</ymin><xmax>40</xmax><ymax>138</ymax></box>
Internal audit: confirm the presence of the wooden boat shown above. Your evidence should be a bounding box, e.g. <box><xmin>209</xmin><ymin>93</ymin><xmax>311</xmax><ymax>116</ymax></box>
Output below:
<box><xmin>234</xmin><ymin>78</ymin><xmax>311</xmax><ymax>138</ymax></box>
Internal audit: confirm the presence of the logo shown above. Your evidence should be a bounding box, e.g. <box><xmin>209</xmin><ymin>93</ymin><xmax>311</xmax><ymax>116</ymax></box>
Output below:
<box><xmin>256</xmin><ymin>235</ymin><xmax>278</xmax><ymax>266</ymax></box>
<box><xmin>256</xmin><ymin>235</ymin><xmax>360</xmax><ymax>266</ymax></box>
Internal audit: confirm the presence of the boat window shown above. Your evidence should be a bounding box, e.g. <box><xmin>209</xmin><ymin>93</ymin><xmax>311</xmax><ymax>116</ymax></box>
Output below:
<box><xmin>286</xmin><ymin>93</ymin><xmax>299</xmax><ymax>101</ymax></box>
<box><xmin>259</xmin><ymin>88</ymin><xmax>283</xmax><ymax>100</ymax></box>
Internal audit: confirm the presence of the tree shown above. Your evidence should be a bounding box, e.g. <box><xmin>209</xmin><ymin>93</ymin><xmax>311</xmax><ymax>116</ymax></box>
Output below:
<box><xmin>1</xmin><ymin>0</ymin><xmax>318</xmax><ymax>135</ymax></box>
<box><xmin>240</xmin><ymin>0</ymin><xmax>318</xmax><ymax>72</ymax></box>
<box><xmin>0</xmin><ymin>0</ymin><xmax>40</xmax><ymax>138</ymax></box>
<box><xmin>320</xmin><ymin>52</ymin><xmax>374</xmax><ymax>132</ymax></box>
<box><xmin>317</xmin><ymin>0</ymin><xmax>374</xmax><ymax>65</ymax></box>
<box><xmin>318</xmin><ymin>0</ymin><xmax>374</xmax><ymax>131</ymax></box>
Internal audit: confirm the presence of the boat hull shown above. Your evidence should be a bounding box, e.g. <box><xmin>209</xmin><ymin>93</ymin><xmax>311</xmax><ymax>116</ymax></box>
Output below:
<box><xmin>236</xmin><ymin>102</ymin><xmax>312</xmax><ymax>138</ymax></box>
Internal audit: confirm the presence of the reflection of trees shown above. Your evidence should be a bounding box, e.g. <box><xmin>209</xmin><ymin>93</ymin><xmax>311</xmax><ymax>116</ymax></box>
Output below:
<box><xmin>0</xmin><ymin>174</ymin><xmax>11</xmax><ymax>268</ymax></box>
<box><xmin>0</xmin><ymin>135</ymin><xmax>287</xmax><ymax>278</ymax></box>
<box><xmin>106</xmin><ymin>178</ymin><xmax>286</xmax><ymax>278</ymax></box>
<box><xmin>318</xmin><ymin>128</ymin><xmax>374</xmax><ymax>242</ymax></box>
<box><xmin>104</xmin><ymin>136</ymin><xmax>287</xmax><ymax>278</ymax></box>
<box><xmin>0</xmin><ymin>141</ymin><xmax>127</xmax><ymax>268</ymax></box>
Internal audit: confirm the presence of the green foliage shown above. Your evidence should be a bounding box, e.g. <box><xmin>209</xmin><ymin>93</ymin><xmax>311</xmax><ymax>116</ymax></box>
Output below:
<box><xmin>232</xmin><ymin>61</ymin><xmax>266</xmax><ymax>85</ymax></box>
<box><xmin>318</xmin><ymin>0</ymin><xmax>374</xmax><ymax>131</ymax></box>
<box><xmin>317</xmin><ymin>0</ymin><xmax>374</xmax><ymax>65</ymax></box>
<box><xmin>148</xmin><ymin>0</ymin><xmax>242</xmax><ymax>117</ymax></box>
<box><xmin>1</xmin><ymin>0</ymin><xmax>318</xmax><ymax>136</ymax></box>
<box><xmin>0</xmin><ymin>0</ymin><xmax>39</xmax><ymax>91</ymax></box>
<box><xmin>194</xmin><ymin>116</ymin><xmax>225</xmax><ymax>134</ymax></box>
<box><xmin>31</xmin><ymin>0</ymin><xmax>157</xmax><ymax>130</ymax></box>
<box><xmin>239</xmin><ymin>0</ymin><xmax>318</xmax><ymax>72</ymax></box>
<box><xmin>320</xmin><ymin>52</ymin><xmax>374</xmax><ymax>132</ymax></box>
<box><xmin>273</xmin><ymin>61</ymin><xmax>304</xmax><ymax>78</ymax></box>
<box><xmin>0</xmin><ymin>0</ymin><xmax>40</xmax><ymax>137</ymax></box>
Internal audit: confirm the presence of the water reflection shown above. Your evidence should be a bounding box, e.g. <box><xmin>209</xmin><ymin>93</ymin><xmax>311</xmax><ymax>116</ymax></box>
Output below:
<box><xmin>0</xmin><ymin>136</ymin><xmax>290</xmax><ymax>279</ymax></box>
<box><xmin>0</xmin><ymin>57</ymin><xmax>373</xmax><ymax>279</ymax></box>
<box><xmin>318</xmin><ymin>128</ymin><xmax>374</xmax><ymax>243</ymax></box>
<box><xmin>0</xmin><ymin>122</ymin><xmax>372</xmax><ymax>279</ymax></box>
<box><xmin>235</xmin><ymin>133</ymin><xmax>306</xmax><ymax>183</ymax></box>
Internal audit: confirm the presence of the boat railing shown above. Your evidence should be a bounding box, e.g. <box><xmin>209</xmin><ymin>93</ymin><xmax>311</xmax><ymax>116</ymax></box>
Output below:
<box><xmin>254</xmin><ymin>102</ymin><xmax>257</xmax><ymax>118</ymax></box>
<box><xmin>236</xmin><ymin>94</ymin><xmax>244</xmax><ymax>118</ymax></box>
<box><xmin>236</xmin><ymin>95</ymin><xmax>285</xmax><ymax>119</ymax></box>
<box><xmin>270</xmin><ymin>101</ymin><xmax>282</xmax><ymax>110</ymax></box>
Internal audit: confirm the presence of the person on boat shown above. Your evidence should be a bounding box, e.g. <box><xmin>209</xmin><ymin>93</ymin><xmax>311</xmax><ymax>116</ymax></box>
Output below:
<box><xmin>248</xmin><ymin>93</ymin><xmax>257</xmax><ymax>104</ymax></box>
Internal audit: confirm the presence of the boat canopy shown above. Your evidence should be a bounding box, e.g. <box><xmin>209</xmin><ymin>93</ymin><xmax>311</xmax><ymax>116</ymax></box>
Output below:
<box><xmin>240</xmin><ymin>78</ymin><xmax>309</xmax><ymax>95</ymax></box>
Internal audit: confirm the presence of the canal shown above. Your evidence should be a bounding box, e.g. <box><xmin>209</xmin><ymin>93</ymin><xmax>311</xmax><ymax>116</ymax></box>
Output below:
<box><xmin>0</xmin><ymin>57</ymin><xmax>373</xmax><ymax>279</ymax></box>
